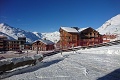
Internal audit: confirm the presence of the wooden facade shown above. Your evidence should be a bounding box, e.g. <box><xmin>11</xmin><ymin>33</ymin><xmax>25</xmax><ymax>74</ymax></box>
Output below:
<box><xmin>59</xmin><ymin>27</ymin><xmax>103</xmax><ymax>48</ymax></box>
<box><xmin>32</xmin><ymin>39</ymin><xmax>54</xmax><ymax>51</ymax></box>
<box><xmin>79</xmin><ymin>27</ymin><xmax>103</xmax><ymax>46</ymax></box>
<box><xmin>59</xmin><ymin>27</ymin><xmax>79</xmax><ymax>49</ymax></box>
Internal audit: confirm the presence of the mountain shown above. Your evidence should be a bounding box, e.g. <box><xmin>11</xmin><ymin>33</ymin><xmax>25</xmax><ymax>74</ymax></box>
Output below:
<box><xmin>0</xmin><ymin>23</ymin><xmax>40</xmax><ymax>42</ymax></box>
<box><xmin>32</xmin><ymin>32</ymin><xmax>42</xmax><ymax>38</ymax></box>
<box><xmin>97</xmin><ymin>14</ymin><xmax>120</xmax><ymax>35</ymax></box>
<box><xmin>0</xmin><ymin>31</ymin><xmax>15</xmax><ymax>40</ymax></box>
<box><xmin>33</xmin><ymin>31</ymin><xmax>60</xmax><ymax>43</ymax></box>
<box><xmin>0</xmin><ymin>23</ymin><xmax>60</xmax><ymax>43</ymax></box>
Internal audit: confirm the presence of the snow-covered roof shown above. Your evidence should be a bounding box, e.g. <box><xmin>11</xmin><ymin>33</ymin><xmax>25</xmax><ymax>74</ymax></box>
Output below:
<box><xmin>40</xmin><ymin>39</ymin><xmax>54</xmax><ymax>45</ymax></box>
<box><xmin>78</xmin><ymin>27</ymin><xmax>88</xmax><ymax>32</ymax></box>
<box><xmin>34</xmin><ymin>39</ymin><xmax>54</xmax><ymax>45</ymax></box>
<box><xmin>60</xmin><ymin>27</ymin><xmax>90</xmax><ymax>33</ymax></box>
<box><xmin>60</xmin><ymin>27</ymin><xmax>79</xmax><ymax>33</ymax></box>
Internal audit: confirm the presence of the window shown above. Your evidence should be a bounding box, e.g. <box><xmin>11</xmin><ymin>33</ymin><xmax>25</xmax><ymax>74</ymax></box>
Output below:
<box><xmin>94</xmin><ymin>33</ymin><xmax>96</xmax><ymax>36</ymax></box>
<box><xmin>90</xmin><ymin>33</ymin><xmax>92</xmax><ymax>35</ymax></box>
<box><xmin>69</xmin><ymin>36</ymin><xmax>70</xmax><ymax>39</ymax></box>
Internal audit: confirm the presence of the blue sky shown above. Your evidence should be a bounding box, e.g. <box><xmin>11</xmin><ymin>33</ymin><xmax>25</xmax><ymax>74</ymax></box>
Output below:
<box><xmin>0</xmin><ymin>0</ymin><xmax>120</xmax><ymax>32</ymax></box>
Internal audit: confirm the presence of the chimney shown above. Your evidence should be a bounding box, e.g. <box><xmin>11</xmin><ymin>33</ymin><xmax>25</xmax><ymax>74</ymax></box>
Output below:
<box><xmin>71</xmin><ymin>27</ymin><xmax>79</xmax><ymax>31</ymax></box>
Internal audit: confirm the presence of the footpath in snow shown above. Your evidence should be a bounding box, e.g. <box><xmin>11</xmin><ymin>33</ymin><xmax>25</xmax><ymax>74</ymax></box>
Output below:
<box><xmin>1</xmin><ymin>44</ymin><xmax>120</xmax><ymax>80</ymax></box>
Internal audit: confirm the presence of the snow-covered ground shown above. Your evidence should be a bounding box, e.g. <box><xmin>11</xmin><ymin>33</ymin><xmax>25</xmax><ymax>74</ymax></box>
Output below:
<box><xmin>1</xmin><ymin>44</ymin><xmax>120</xmax><ymax>80</ymax></box>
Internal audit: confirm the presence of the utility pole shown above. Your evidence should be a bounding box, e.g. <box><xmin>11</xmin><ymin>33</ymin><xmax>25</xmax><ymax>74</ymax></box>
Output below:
<box><xmin>36</xmin><ymin>41</ymin><xmax>39</xmax><ymax>54</ymax></box>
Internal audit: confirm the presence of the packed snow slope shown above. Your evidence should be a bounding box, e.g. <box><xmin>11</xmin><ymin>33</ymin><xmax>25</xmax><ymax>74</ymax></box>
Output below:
<box><xmin>97</xmin><ymin>14</ymin><xmax>120</xmax><ymax>38</ymax></box>
<box><xmin>0</xmin><ymin>23</ymin><xmax>60</xmax><ymax>43</ymax></box>
<box><xmin>2</xmin><ymin>44</ymin><xmax>120</xmax><ymax>80</ymax></box>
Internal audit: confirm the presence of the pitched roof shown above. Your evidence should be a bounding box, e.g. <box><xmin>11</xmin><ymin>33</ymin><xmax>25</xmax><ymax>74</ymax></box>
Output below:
<box><xmin>78</xmin><ymin>27</ymin><xmax>88</xmax><ymax>32</ymax></box>
<box><xmin>40</xmin><ymin>39</ymin><xmax>54</xmax><ymax>45</ymax></box>
<box><xmin>80</xmin><ymin>27</ymin><xmax>98</xmax><ymax>33</ymax></box>
<box><xmin>34</xmin><ymin>39</ymin><xmax>54</xmax><ymax>45</ymax></box>
<box><xmin>60</xmin><ymin>27</ymin><xmax>79</xmax><ymax>33</ymax></box>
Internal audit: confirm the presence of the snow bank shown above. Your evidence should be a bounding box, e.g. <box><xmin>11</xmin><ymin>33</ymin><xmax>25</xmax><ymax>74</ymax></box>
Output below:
<box><xmin>0</xmin><ymin>54</ymin><xmax>43</xmax><ymax>66</ymax></box>
<box><xmin>79</xmin><ymin>44</ymin><xmax>120</xmax><ymax>55</ymax></box>
<box><xmin>107</xmin><ymin>49</ymin><xmax>120</xmax><ymax>54</ymax></box>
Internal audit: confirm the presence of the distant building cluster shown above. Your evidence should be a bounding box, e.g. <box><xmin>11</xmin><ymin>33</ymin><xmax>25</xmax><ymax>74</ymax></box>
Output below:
<box><xmin>0</xmin><ymin>27</ymin><xmax>117</xmax><ymax>51</ymax></box>
<box><xmin>0</xmin><ymin>36</ymin><xmax>55</xmax><ymax>51</ymax></box>
<box><xmin>102</xmin><ymin>34</ymin><xmax>117</xmax><ymax>43</ymax></box>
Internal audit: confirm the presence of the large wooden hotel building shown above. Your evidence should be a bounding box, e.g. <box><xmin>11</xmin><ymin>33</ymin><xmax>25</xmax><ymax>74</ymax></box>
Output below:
<box><xmin>59</xmin><ymin>27</ymin><xmax>103</xmax><ymax>48</ymax></box>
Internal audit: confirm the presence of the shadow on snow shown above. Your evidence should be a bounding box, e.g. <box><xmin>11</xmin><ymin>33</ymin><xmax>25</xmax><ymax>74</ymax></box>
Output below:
<box><xmin>97</xmin><ymin>68</ymin><xmax>120</xmax><ymax>80</ymax></box>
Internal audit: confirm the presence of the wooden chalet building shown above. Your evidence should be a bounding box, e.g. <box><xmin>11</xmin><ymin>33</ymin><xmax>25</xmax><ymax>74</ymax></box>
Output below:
<box><xmin>79</xmin><ymin>27</ymin><xmax>103</xmax><ymax>46</ymax></box>
<box><xmin>59</xmin><ymin>27</ymin><xmax>103</xmax><ymax>48</ymax></box>
<box><xmin>59</xmin><ymin>27</ymin><xmax>79</xmax><ymax>49</ymax></box>
<box><xmin>32</xmin><ymin>39</ymin><xmax>54</xmax><ymax>51</ymax></box>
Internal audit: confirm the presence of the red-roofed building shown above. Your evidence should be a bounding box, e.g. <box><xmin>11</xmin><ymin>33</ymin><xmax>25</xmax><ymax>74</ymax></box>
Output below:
<box><xmin>102</xmin><ymin>34</ymin><xmax>117</xmax><ymax>43</ymax></box>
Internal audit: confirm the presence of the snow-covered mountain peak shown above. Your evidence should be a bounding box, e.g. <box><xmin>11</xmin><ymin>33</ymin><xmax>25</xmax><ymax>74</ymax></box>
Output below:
<box><xmin>107</xmin><ymin>14</ymin><xmax>120</xmax><ymax>25</ymax></box>
<box><xmin>0</xmin><ymin>23</ymin><xmax>9</xmax><ymax>27</ymax></box>
<box><xmin>33</xmin><ymin>32</ymin><xmax>38</xmax><ymax>34</ymax></box>
<box><xmin>0</xmin><ymin>23</ymin><xmax>21</xmax><ymax>34</ymax></box>
<box><xmin>0</xmin><ymin>23</ymin><xmax>40</xmax><ymax>42</ymax></box>
<box><xmin>32</xmin><ymin>32</ymin><xmax>42</xmax><ymax>38</ymax></box>
<box><xmin>97</xmin><ymin>14</ymin><xmax>120</xmax><ymax>35</ymax></box>
<box><xmin>0</xmin><ymin>23</ymin><xmax>5</xmax><ymax>26</ymax></box>
<box><xmin>33</xmin><ymin>31</ymin><xmax>60</xmax><ymax>43</ymax></box>
<box><xmin>0</xmin><ymin>23</ymin><xmax>60</xmax><ymax>43</ymax></box>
